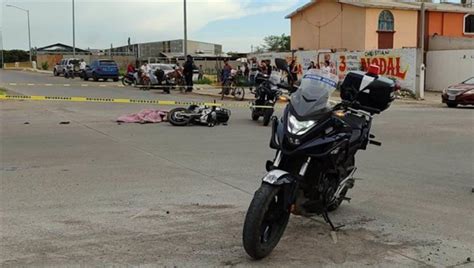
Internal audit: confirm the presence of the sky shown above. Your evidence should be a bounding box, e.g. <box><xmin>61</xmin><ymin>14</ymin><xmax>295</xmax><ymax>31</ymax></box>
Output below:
<box><xmin>0</xmin><ymin>0</ymin><xmax>307</xmax><ymax>52</ymax></box>
<box><xmin>0</xmin><ymin>0</ymin><xmax>459</xmax><ymax>53</ymax></box>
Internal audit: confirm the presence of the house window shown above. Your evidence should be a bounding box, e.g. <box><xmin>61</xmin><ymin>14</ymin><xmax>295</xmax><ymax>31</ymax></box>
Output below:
<box><xmin>464</xmin><ymin>14</ymin><xmax>474</xmax><ymax>34</ymax></box>
<box><xmin>378</xmin><ymin>10</ymin><xmax>394</xmax><ymax>32</ymax></box>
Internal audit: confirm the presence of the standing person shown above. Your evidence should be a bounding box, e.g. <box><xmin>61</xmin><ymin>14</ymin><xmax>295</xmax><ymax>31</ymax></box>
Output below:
<box><xmin>259</xmin><ymin>60</ymin><xmax>268</xmax><ymax>75</ymax></box>
<box><xmin>183</xmin><ymin>55</ymin><xmax>196</xmax><ymax>93</ymax></box>
<box><xmin>266</xmin><ymin>60</ymin><xmax>272</xmax><ymax>76</ymax></box>
<box><xmin>321</xmin><ymin>60</ymin><xmax>331</xmax><ymax>73</ymax></box>
<box><xmin>220</xmin><ymin>59</ymin><xmax>233</xmax><ymax>94</ymax></box>
<box><xmin>79</xmin><ymin>59</ymin><xmax>87</xmax><ymax>79</ymax></box>
<box><xmin>289</xmin><ymin>59</ymin><xmax>298</xmax><ymax>85</ymax></box>
<box><xmin>198</xmin><ymin>64</ymin><xmax>204</xmax><ymax>80</ymax></box>
<box><xmin>243</xmin><ymin>62</ymin><xmax>250</xmax><ymax>78</ymax></box>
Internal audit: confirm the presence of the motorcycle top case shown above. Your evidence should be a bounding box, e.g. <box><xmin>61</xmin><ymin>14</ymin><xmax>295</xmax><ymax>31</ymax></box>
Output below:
<box><xmin>215</xmin><ymin>109</ymin><xmax>230</xmax><ymax>123</ymax></box>
<box><xmin>340</xmin><ymin>71</ymin><xmax>396</xmax><ymax>112</ymax></box>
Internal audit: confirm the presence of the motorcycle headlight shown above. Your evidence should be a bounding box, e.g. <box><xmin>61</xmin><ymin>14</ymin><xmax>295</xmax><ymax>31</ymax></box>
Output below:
<box><xmin>287</xmin><ymin>114</ymin><xmax>317</xmax><ymax>135</ymax></box>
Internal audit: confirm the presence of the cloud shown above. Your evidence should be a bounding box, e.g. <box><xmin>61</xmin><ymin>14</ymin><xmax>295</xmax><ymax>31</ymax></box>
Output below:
<box><xmin>2</xmin><ymin>0</ymin><xmax>298</xmax><ymax>50</ymax></box>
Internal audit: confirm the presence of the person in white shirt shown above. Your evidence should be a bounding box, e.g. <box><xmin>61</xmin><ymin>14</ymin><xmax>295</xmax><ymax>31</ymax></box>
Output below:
<box><xmin>79</xmin><ymin>59</ymin><xmax>86</xmax><ymax>79</ymax></box>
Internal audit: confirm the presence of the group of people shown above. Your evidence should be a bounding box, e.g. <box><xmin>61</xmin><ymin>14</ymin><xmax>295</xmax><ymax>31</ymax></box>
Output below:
<box><xmin>126</xmin><ymin>55</ymin><xmax>197</xmax><ymax>93</ymax></box>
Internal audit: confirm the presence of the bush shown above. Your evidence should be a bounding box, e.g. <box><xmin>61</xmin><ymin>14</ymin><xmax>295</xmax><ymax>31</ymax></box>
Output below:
<box><xmin>195</xmin><ymin>76</ymin><xmax>213</xmax><ymax>85</ymax></box>
<box><xmin>41</xmin><ymin>62</ymin><xmax>49</xmax><ymax>70</ymax></box>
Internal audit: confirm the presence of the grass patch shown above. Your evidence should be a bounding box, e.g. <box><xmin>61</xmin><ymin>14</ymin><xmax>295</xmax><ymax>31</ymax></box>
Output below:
<box><xmin>0</xmin><ymin>87</ymin><xmax>7</xmax><ymax>95</ymax></box>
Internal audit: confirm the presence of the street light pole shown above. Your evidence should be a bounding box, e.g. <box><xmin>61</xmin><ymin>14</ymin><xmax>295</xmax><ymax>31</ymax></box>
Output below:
<box><xmin>6</xmin><ymin>4</ymin><xmax>32</xmax><ymax>63</ymax></box>
<box><xmin>72</xmin><ymin>0</ymin><xmax>76</xmax><ymax>57</ymax></box>
<box><xmin>183</xmin><ymin>0</ymin><xmax>187</xmax><ymax>57</ymax></box>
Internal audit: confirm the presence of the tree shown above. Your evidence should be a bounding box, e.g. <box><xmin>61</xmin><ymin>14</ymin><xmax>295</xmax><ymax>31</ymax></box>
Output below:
<box><xmin>262</xmin><ymin>34</ymin><xmax>291</xmax><ymax>52</ymax></box>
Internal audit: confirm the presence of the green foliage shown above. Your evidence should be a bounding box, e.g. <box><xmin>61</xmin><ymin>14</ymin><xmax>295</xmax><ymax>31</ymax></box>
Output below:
<box><xmin>195</xmin><ymin>76</ymin><xmax>213</xmax><ymax>85</ymax></box>
<box><xmin>263</xmin><ymin>34</ymin><xmax>291</xmax><ymax>52</ymax></box>
<box><xmin>41</xmin><ymin>62</ymin><xmax>49</xmax><ymax>70</ymax></box>
<box><xmin>1</xmin><ymin>50</ymin><xmax>29</xmax><ymax>63</ymax></box>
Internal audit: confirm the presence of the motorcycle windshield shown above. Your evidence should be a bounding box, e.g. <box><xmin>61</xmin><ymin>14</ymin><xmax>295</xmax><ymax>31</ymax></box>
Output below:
<box><xmin>290</xmin><ymin>69</ymin><xmax>338</xmax><ymax>117</ymax></box>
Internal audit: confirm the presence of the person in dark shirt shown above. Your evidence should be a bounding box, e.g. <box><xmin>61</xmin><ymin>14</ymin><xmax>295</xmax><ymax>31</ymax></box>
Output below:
<box><xmin>183</xmin><ymin>55</ymin><xmax>196</xmax><ymax>93</ymax></box>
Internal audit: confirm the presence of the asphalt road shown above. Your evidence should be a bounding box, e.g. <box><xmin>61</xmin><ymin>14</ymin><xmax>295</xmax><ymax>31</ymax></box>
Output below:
<box><xmin>1</xmin><ymin>70</ymin><xmax>473</xmax><ymax>267</ymax></box>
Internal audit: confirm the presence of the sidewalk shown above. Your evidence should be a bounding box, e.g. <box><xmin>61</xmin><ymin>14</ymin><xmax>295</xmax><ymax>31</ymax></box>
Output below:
<box><xmin>192</xmin><ymin>84</ymin><xmax>443</xmax><ymax>106</ymax></box>
<box><xmin>4</xmin><ymin>67</ymin><xmax>53</xmax><ymax>75</ymax></box>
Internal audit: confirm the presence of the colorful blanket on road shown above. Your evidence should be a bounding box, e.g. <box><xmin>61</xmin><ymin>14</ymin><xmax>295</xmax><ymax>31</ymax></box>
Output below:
<box><xmin>117</xmin><ymin>109</ymin><xmax>168</xmax><ymax>123</ymax></box>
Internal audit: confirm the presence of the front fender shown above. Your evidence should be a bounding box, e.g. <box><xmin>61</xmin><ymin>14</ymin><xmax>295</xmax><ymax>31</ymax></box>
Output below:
<box><xmin>262</xmin><ymin>169</ymin><xmax>296</xmax><ymax>185</ymax></box>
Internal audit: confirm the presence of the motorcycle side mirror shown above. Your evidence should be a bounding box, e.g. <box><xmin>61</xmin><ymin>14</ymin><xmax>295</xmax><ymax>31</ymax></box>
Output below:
<box><xmin>275</xmin><ymin>58</ymin><xmax>288</xmax><ymax>72</ymax></box>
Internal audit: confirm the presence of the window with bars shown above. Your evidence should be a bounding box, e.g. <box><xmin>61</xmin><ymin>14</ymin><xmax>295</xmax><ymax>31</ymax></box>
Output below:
<box><xmin>378</xmin><ymin>10</ymin><xmax>394</xmax><ymax>32</ymax></box>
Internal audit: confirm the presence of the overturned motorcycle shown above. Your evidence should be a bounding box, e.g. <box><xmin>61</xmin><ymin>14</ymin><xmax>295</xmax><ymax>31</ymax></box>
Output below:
<box><xmin>167</xmin><ymin>105</ymin><xmax>231</xmax><ymax>127</ymax></box>
<box><xmin>242</xmin><ymin>59</ymin><xmax>397</xmax><ymax>259</ymax></box>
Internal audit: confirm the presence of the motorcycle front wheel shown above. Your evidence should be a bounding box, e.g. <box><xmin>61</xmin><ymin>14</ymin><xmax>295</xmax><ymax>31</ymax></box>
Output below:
<box><xmin>167</xmin><ymin>108</ymin><xmax>191</xmax><ymax>126</ymax></box>
<box><xmin>243</xmin><ymin>183</ymin><xmax>290</xmax><ymax>260</ymax></box>
<box><xmin>122</xmin><ymin>76</ymin><xmax>132</xmax><ymax>86</ymax></box>
<box><xmin>262</xmin><ymin>108</ymin><xmax>274</xmax><ymax>126</ymax></box>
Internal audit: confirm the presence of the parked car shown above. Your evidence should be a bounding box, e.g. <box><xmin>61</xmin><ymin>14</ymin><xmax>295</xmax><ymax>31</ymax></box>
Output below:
<box><xmin>149</xmin><ymin>63</ymin><xmax>175</xmax><ymax>76</ymax></box>
<box><xmin>53</xmin><ymin>58</ymin><xmax>80</xmax><ymax>77</ymax></box>
<box><xmin>83</xmin><ymin>60</ymin><xmax>119</xmax><ymax>81</ymax></box>
<box><xmin>441</xmin><ymin>77</ymin><xmax>474</xmax><ymax>108</ymax></box>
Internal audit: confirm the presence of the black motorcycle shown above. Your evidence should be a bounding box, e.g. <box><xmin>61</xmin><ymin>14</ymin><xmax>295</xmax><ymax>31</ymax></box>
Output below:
<box><xmin>122</xmin><ymin>71</ymin><xmax>136</xmax><ymax>86</ymax></box>
<box><xmin>250</xmin><ymin>73</ymin><xmax>283</xmax><ymax>126</ymax></box>
<box><xmin>167</xmin><ymin>105</ymin><xmax>231</xmax><ymax>127</ymax></box>
<box><xmin>242</xmin><ymin>59</ymin><xmax>396</xmax><ymax>259</ymax></box>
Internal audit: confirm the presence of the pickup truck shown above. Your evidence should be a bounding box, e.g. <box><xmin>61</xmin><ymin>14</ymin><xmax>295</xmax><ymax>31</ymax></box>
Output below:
<box><xmin>53</xmin><ymin>58</ymin><xmax>81</xmax><ymax>77</ymax></box>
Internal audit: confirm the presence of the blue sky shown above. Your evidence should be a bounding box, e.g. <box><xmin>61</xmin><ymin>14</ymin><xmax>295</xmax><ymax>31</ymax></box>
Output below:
<box><xmin>0</xmin><ymin>0</ymin><xmax>459</xmax><ymax>52</ymax></box>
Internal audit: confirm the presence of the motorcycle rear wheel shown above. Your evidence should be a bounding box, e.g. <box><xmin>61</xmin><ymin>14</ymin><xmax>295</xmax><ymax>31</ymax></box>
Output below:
<box><xmin>167</xmin><ymin>108</ymin><xmax>191</xmax><ymax>126</ymax></box>
<box><xmin>243</xmin><ymin>183</ymin><xmax>290</xmax><ymax>260</ymax></box>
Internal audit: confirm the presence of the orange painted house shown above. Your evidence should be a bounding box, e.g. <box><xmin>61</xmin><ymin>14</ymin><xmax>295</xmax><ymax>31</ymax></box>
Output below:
<box><xmin>286</xmin><ymin>0</ymin><xmax>474</xmax><ymax>51</ymax></box>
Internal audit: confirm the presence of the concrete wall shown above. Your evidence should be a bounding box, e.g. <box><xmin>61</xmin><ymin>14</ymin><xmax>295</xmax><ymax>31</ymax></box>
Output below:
<box><xmin>364</xmin><ymin>8</ymin><xmax>418</xmax><ymax>50</ymax></box>
<box><xmin>426</xmin><ymin>49</ymin><xmax>474</xmax><ymax>91</ymax></box>
<box><xmin>429</xmin><ymin>35</ymin><xmax>474</xmax><ymax>50</ymax></box>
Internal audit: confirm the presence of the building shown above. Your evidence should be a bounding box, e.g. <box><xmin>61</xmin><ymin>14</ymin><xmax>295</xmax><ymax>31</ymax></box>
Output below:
<box><xmin>106</xmin><ymin>39</ymin><xmax>224</xmax><ymax>61</ymax></box>
<box><xmin>286</xmin><ymin>0</ymin><xmax>474</xmax><ymax>51</ymax></box>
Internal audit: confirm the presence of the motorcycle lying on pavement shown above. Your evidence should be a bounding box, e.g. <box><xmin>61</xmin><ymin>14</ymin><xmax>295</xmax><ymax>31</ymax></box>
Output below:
<box><xmin>242</xmin><ymin>59</ymin><xmax>397</xmax><ymax>260</ymax></box>
<box><xmin>250</xmin><ymin>72</ymin><xmax>284</xmax><ymax>126</ymax></box>
<box><xmin>167</xmin><ymin>105</ymin><xmax>231</xmax><ymax>127</ymax></box>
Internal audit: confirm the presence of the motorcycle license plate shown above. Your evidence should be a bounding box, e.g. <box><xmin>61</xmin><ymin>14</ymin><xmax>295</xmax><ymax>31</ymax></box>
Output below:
<box><xmin>448</xmin><ymin>95</ymin><xmax>456</xmax><ymax>100</ymax></box>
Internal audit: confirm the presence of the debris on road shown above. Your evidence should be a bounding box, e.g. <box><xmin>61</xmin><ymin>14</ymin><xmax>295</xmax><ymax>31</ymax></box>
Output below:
<box><xmin>117</xmin><ymin>109</ymin><xmax>168</xmax><ymax>124</ymax></box>
<box><xmin>59</xmin><ymin>121</ymin><xmax>70</xmax><ymax>125</ymax></box>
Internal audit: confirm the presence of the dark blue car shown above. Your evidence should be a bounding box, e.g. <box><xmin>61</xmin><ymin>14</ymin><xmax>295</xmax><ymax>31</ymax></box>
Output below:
<box><xmin>83</xmin><ymin>59</ymin><xmax>119</xmax><ymax>81</ymax></box>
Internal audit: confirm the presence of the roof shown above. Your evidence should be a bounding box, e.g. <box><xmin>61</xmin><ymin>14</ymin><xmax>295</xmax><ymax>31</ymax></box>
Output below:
<box><xmin>286</xmin><ymin>0</ymin><xmax>474</xmax><ymax>18</ymax></box>
<box><xmin>36</xmin><ymin>43</ymin><xmax>90</xmax><ymax>53</ymax></box>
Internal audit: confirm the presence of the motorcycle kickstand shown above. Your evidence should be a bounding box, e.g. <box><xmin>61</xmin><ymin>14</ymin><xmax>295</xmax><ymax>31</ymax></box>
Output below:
<box><xmin>322</xmin><ymin>210</ymin><xmax>345</xmax><ymax>231</ymax></box>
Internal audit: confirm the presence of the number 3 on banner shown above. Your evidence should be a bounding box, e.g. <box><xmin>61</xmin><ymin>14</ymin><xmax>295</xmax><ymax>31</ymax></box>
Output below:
<box><xmin>339</xmin><ymin>55</ymin><xmax>346</xmax><ymax>73</ymax></box>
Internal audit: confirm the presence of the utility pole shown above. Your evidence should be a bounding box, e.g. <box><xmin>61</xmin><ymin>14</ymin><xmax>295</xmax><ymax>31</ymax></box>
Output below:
<box><xmin>72</xmin><ymin>0</ymin><xmax>76</xmax><ymax>57</ymax></box>
<box><xmin>183</xmin><ymin>0</ymin><xmax>188</xmax><ymax>58</ymax></box>
<box><xmin>418</xmin><ymin>2</ymin><xmax>426</xmax><ymax>100</ymax></box>
<box><xmin>0</xmin><ymin>28</ymin><xmax>4</xmax><ymax>69</ymax></box>
<box><xmin>6</xmin><ymin>5</ymin><xmax>32</xmax><ymax>63</ymax></box>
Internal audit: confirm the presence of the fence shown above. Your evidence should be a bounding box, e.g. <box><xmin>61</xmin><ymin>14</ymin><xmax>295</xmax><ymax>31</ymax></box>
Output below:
<box><xmin>3</xmin><ymin>62</ymin><xmax>33</xmax><ymax>69</ymax></box>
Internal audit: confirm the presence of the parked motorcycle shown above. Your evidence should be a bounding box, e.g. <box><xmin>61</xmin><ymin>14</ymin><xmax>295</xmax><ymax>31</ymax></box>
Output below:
<box><xmin>167</xmin><ymin>105</ymin><xmax>231</xmax><ymax>127</ymax></box>
<box><xmin>250</xmin><ymin>72</ymin><xmax>283</xmax><ymax>126</ymax></box>
<box><xmin>122</xmin><ymin>71</ymin><xmax>136</xmax><ymax>86</ymax></box>
<box><xmin>124</xmin><ymin>69</ymin><xmax>172</xmax><ymax>93</ymax></box>
<box><xmin>242</xmin><ymin>59</ymin><xmax>397</xmax><ymax>259</ymax></box>
<box><xmin>221</xmin><ymin>70</ymin><xmax>245</xmax><ymax>101</ymax></box>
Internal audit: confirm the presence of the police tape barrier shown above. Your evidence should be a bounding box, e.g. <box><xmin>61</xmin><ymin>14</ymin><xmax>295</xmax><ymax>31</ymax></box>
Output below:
<box><xmin>0</xmin><ymin>94</ymin><xmax>285</xmax><ymax>109</ymax></box>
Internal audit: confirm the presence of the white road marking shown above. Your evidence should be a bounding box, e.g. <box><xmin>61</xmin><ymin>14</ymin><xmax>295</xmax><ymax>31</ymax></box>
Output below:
<box><xmin>45</xmin><ymin>84</ymin><xmax>53</xmax><ymax>86</ymax></box>
<box><xmin>27</xmin><ymin>83</ymin><xmax>35</xmax><ymax>86</ymax></box>
<box><xmin>81</xmin><ymin>84</ymin><xmax>88</xmax><ymax>87</ymax></box>
<box><xmin>99</xmin><ymin>85</ymin><xmax>107</xmax><ymax>87</ymax></box>
<box><xmin>9</xmin><ymin>83</ymin><xmax>17</xmax><ymax>86</ymax></box>
<box><xmin>63</xmin><ymin>84</ymin><xmax>71</xmax><ymax>87</ymax></box>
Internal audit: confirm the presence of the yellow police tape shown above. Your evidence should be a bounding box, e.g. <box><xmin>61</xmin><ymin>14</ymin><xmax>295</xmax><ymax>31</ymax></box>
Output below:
<box><xmin>0</xmin><ymin>94</ymin><xmax>285</xmax><ymax>109</ymax></box>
